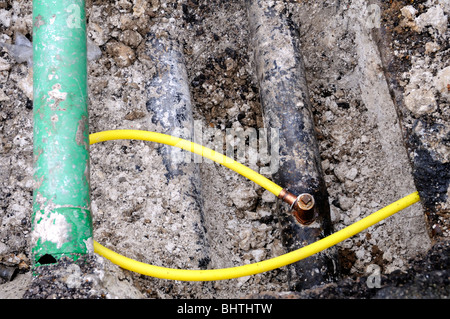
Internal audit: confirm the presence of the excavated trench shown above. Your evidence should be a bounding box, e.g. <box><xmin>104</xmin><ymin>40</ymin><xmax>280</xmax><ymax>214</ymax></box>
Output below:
<box><xmin>0</xmin><ymin>0</ymin><xmax>448</xmax><ymax>299</ymax></box>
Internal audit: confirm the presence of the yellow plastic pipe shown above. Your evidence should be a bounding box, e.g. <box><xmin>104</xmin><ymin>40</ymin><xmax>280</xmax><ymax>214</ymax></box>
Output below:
<box><xmin>90</xmin><ymin>130</ymin><xmax>421</xmax><ymax>281</ymax></box>
<box><xmin>90</xmin><ymin>130</ymin><xmax>283</xmax><ymax>196</ymax></box>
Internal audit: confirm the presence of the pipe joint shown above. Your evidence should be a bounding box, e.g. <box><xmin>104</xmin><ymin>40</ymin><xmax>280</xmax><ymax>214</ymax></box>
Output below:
<box><xmin>278</xmin><ymin>189</ymin><xmax>316</xmax><ymax>225</ymax></box>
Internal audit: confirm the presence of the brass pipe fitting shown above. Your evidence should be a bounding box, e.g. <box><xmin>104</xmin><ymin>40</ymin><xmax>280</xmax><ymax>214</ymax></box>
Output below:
<box><xmin>278</xmin><ymin>189</ymin><xmax>316</xmax><ymax>225</ymax></box>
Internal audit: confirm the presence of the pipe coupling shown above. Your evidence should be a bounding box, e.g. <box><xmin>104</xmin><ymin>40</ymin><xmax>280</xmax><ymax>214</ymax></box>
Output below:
<box><xmin>278</xmin><ymin>189</ymin><xmax>316</xmax><ymax>225</ymax></box>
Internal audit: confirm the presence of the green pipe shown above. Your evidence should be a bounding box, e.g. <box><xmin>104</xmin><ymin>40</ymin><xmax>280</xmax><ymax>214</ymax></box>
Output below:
<box><xmin>31</xmin><ymin>0</ymin><xmax>92</xmax><ymax>267</ymax></box>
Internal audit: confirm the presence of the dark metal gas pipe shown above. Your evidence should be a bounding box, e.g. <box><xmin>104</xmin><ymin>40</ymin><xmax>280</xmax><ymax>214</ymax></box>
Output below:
<box><xmin>247</xmin><ymin>0</ymin><xmax>338</xmax><ymax>290</ymax></box>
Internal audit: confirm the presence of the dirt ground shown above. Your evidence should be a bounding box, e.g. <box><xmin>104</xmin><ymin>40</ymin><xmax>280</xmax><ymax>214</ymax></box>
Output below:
<box><xmin>0</xmin><ymin>0</ymin><xmax>448</xmax><ymax>299</ymax></box>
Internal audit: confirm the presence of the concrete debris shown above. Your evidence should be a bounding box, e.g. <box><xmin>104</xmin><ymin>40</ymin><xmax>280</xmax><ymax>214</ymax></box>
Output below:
<box><xmin>0</xmin><ymin>0</ymin><xmax>447</xmax><ymax>299</ymax></box>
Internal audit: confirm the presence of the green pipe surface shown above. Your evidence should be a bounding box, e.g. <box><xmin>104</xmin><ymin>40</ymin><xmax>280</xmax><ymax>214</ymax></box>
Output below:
<box><xmin>31</xmin><ymin>0</ymin><xmax>92</xmax><ymax>266</ymax></box>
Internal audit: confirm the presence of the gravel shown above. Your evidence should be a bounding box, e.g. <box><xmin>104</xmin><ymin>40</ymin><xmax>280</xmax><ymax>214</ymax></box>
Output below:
<box><xmin>0</xmin><ymin>0</ymin><xmax>448</xmax><ymax>299</ymax></box>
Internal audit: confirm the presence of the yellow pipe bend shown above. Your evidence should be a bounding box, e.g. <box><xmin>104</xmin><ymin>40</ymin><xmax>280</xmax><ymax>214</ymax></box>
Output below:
<box><xmin>90</xmin><ymin>129</ymin><xmax>421</xmax><ymax>282</ymax></box>
<box><xmin>90</xmin><ymin>130</ymin><xmax>283</xmax><ymax>196</ymax></box>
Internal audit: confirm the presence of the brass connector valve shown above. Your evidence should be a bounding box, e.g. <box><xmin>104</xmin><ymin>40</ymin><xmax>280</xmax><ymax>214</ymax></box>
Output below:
<box><xmin>278</xmin><ymin>189</ymin><xmax>316</xmax><ymax>225</ymax></box>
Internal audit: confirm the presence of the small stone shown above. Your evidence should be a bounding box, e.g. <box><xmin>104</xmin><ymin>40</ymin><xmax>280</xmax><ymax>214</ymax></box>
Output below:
<box><xmin>355</xmin><ymin>249</ymin><xmax>365</xmax><ymax>259</ymax></box>
<box><xmin>404</xmin><ymin>89</ymin><xmax>437</xmax><ymax>115</ymax></box>
<box><xmin>439</xmin><ymin>0</ymin><xmax>450</xmax><ymax>14</ymax></box>
<box><xmin>251</xmin><ymin>249</ymin><xmax>266</xmax><ymax>262</ymax></box>
<box><xmin>256</xmin><ymin>207</ymin><xmax>272</xmax><ymax>219</ymax></box>
<box><xmin>239</xmin><ymin>229</ymin><xmax>252</xmax><ymax>251</ymax></box>
<box><xmin>360</xmin><ymin>135</ymin><xmax>369</xmax><ymax>143</ymax></box>
<box><xmin>18</xmin><ymin>69</ymin><xmax>33</xmax><ymax>100</ymax></box>
<box><xmin>225</xmin><ymin>57</ymin><xmax>237</xmax><ymax>72</ymax></box>
<box><xmin>245</xmin><ymin>211</ymin><xmax>259</xmax><ymax>220</ymax></box>
<box><xmin>435</xmin><ymin>66</ymin><xmax>450</xmax><ymax>101</ymax></box>
<box><xmin>0</xmin><ymin>9</ymin><xmax>11</xmax><ymax>28</ymax></box>
<box><xmin>117</xmin><ymin>0</ymin><xmax>133</xmax><ymax>11</ymax></box>
<box><xmin>338</xmin><ymin>195</ymin><xmax>354</xmax><ymax>211</ymax></box>
<box><xmin>345</xmin><ymin>167</ymin><xmax>358</xmax><ymax>181</ymax></box>
<box><xmin>425</xmin><ymin>42</ymin><xmax>440</xmax><ymax>55</ymax></box>
<box><xmin>333</xmin><ymin>163</ymin><xmax>347</xmax><ymax>182</ymax></box>
<box><xmin>150</xmin><ymin>0</ymin><xmax>160</xmax><ymax>12</ymax></box>
<box><xmin>89</xmin><ymin>22</ymin><xmax>110</xmax><ymax>46</ymax></box>
<box><xmin>0</xmin><ymin>241</ymin><xmax>8</xmax><ymax>255</ymax></box>
<box><xmin>0</xmin><ymin>57</ymin><xmax>11</xmax><ymax>71</ymax></box>
<box><xmin>133</xmin><ymin>0</ymin><xmax>148</xmax><ymax>17</ymax></box>
<box><xmin>261</xmin><ymin>189</ymin><xmax>276</xmax><ymax>203</ymax></box>
<box><xmin>64</xmin><ymin>264</ymin><xmax>82</xmax><ymax>289</ymax></box>
<box><xmin>415</xmin><ymin>5</ymin><xmax>448</xmax><ymax>35</ymax></box>
<box><xmin>230</xmin><ymin>186</ymin><xmax>258</xmax><ymax>210</ymax></box>
<box><xmin>107</xmin><ymin>41</ymin><xmax>136</xmax><ymax>68</ymax></box>
<box><xmin>383</xmin><ymin>250</ymin><xmax>393</xmax><ymax>262</ymax></box>
<box><xmin>329</xmin><ymin>204</ymin><xmax>341</xmax><ymax>223</ymax></box>
<box><xmin>87</xmin><ymin>39</ymin><xmax>102</xmax><ymax>62</ymax></box>
<box><xmin>124</xmin><ymin>110</ymin><xmax>146</xmax><ymax>120</ymax></box>
<box><xmin>321</xmin><ymin>159</ymin><xmax>330</xmax><ymax>171</ymax></box>
<box><xmin>400</xmin><ymin>5</ymin><xmax>417</xmax><ymax>21</ymax></box>
<box><xmin>0</xmin><ymin>89</ymin><xmax>9</xmax><ymax>102</ymax></box>
<box><xmin>119</xmin><ymin>30</ymin><xmax>143</xmax><ymax>49</ymax></box>
<box><xmin>350</xmin><ymin>206</ymin><xmax>361</xmax><ymax>221</ymax></box>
